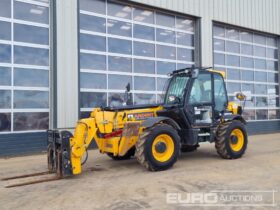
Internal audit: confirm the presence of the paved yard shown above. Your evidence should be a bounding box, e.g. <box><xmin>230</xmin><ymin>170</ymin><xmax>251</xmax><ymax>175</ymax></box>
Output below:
<box><xmin>0</xmin><ymin>133</ymin><xmax>279</xmax><ymax>210</ymax></box>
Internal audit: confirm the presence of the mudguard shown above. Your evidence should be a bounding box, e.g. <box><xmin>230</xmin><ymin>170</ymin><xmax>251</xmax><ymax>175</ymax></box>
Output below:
<box><xmin>223</xmin><ymin>114</ymin><xmax>247</xmax><ymax>124</ymax></box>
<box><xmin>141</xmin><ymin>117</ymin><xmax>181</xmax><ymax>130</ymax></box>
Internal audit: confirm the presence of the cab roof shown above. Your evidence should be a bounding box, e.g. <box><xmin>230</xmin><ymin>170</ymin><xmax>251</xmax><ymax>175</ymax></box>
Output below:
<box><xmin>170</xmin><ymin>66</ymin><xmax>225</xmax><ymax>78</ymax></box>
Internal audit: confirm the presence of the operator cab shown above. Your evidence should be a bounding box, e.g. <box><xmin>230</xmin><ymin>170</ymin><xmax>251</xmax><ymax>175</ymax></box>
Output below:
<box><xmin>158</xmin><ymin>67</ymin><xmax>229</xmax><ymax>144</ymax></box>
<box><xmin>164</xmin><ymin>67</ymin><xmax>228</xmax><ymax>122</ymax></box>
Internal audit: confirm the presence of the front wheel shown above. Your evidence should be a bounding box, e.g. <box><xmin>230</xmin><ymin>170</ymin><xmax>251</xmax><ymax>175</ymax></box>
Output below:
<box><xmin>215</xmin><ymin>120</ymin><xmax>248</xmax><ymax>159</ymax></box>
<box><xmin>135</xmin><ymin>124</ymin><xmax>180</xmax><ymax>171</ymax></box>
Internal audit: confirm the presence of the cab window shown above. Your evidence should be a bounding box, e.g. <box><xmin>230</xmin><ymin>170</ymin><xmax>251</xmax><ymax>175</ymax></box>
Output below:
<box><xmin>214</xmin><ymin>74</ymin><xmax>227</xmax><ymax>112</ymax></box>
<box><xmin>189</xmin><ymin>73</ymin><xmax>212</xmax><ymax>104</ymax></box>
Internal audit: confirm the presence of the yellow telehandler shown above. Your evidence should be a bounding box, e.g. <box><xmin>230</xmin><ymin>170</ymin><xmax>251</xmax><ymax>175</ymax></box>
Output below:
<box><xmin>46</xmin><ymin>67</ymin><xmax>248</xmax><ymax>177</ymax></box>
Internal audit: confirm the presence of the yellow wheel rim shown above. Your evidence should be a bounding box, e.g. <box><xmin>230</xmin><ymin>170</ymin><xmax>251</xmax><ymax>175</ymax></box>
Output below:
<box><xmin>230</xmin><ymin>129</ymin><xmax>244</xmax><ymax>152</ymax></box>
<box><xmin>152</xmin><ymin>134</ymin><xmax>174</xmax><ymax>162</ymax></box>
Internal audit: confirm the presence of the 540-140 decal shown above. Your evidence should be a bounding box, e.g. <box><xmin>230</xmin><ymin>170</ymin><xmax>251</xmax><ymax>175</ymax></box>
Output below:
<box><xmin>127</xmin><ymin>112</ymin><xmax>154</xmax><ymax>120</ymax></box>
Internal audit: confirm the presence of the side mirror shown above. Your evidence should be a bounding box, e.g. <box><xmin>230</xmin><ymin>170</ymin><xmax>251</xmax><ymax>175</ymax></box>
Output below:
<box><xmin>236</xmin><ymin>92</ymin><xmax>246</xmax><ymax>101</ymax></box>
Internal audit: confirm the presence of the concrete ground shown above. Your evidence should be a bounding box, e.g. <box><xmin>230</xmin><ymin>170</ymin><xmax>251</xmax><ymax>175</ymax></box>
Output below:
<box><xmin>0</xmin><ymin>133</ymin><xmax>279</xmax><ymax>210</ymax></box>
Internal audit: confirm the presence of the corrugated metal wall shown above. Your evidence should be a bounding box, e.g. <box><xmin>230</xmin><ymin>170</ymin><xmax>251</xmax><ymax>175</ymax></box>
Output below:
<box><xmin>0</xmin><ymin>133</ymin><xmax>47</xmax><ymax>156</ymax></box>
<box><xmin>56</xmin><ymin>0</ymin><xmax>79</xmax><ymax>128</ymax></box>
<box><xmin>131</xmin><ymin>0</ymin><xmax>280</xmax><ymax>66</ymax></box>
<box><xmin>131</xmin><ymin>0</ymin><xmax>280</xmax><ymax>33</ymax></box>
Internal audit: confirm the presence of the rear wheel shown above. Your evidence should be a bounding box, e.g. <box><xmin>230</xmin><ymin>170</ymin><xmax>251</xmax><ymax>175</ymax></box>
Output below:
<box><xmin>135</xmin><ymin>124</ymin><xmax>180</xmax><ymax>171</ymax></box>
<box><xmin>107</xmin><ymin>147</ymin><xmax>135</xmax><ymax>160</ymax></box>
<box><xmin>215</xmin><ymin>120</ymin><xmax>248</xmax><ymax>159</ymax></box>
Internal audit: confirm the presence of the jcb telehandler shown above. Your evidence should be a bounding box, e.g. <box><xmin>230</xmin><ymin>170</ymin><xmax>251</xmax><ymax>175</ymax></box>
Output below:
<box><xmin>47</xmin><ymin>67</ymin><xmax>248</xmax><ymax>177</ymax></box>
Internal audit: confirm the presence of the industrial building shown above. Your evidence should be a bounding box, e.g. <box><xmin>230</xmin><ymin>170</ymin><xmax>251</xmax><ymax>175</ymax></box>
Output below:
<box><xmin>0</xmin><ymin>0</ymin><xmax>279</xmax><ymax>155</ymax></box>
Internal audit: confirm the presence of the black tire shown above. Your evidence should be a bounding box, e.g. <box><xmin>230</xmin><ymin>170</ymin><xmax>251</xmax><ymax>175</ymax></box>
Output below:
<box><xmin>215</xmin><ymin>120</ymin><xmax>248</xmax><ymax>159</ymax></box>
<box><xmin>135</xmin><ymin>124</ymin><xmax>180</xmax><ymax>171</ymax></box>
<box><xmin>107</xmin><ymin>147</ymin><xmax>135</xmax><ymax>160</ymax></box>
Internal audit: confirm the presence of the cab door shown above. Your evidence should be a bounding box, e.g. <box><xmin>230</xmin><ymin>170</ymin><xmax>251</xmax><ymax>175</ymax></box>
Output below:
<box><xmin>186</xmin><ymin>72</ymin><xmax>214</xmax><ymax>125</ymax></box>
<box><xmin>213</xmin><ymin>73</ymin><xmax>228</xmax><ymax>119</ymax></box>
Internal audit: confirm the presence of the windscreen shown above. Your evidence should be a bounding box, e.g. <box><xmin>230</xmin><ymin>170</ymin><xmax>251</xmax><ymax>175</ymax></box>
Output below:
<box><xmin>164</xmin><ymin>74</ymin><xmax>189</xmax><ymax>104</ymax></box>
